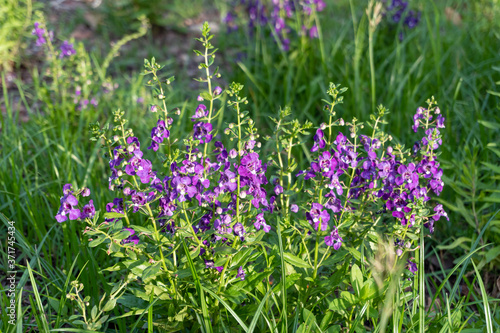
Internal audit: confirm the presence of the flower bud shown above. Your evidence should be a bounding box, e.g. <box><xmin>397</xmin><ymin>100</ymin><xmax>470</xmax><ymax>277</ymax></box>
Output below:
<box><xmin>320</xmin><ymin>123</ymin><xmax>327</xmax><ymax>130</ymax></box>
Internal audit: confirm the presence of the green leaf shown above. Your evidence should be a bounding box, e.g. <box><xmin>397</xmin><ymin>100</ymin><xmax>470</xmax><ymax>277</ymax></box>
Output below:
<box><xmin>104</xmin><ymin>212</ymin><xmax>125</xmax><ymax>219</ymax></box>
<box><xmin>478</xmin><ymin>120</ymin><xmax>500</xmax><ymax>130</ymax></box>
<box><xmin>328</xmin><ymin>299</ymin><xmax>348</xmax><ymax>315</ymax></box>
<box><xmin>142</xmin><ymin>262</ymin><xmax>161</xmax><ymax>281</ymax></box>
<box><xmin>340</xmin><ymin>291</ymin><xmax>358</xmax><ymax>306</ymax></box>
<box><xmin>101</xmin><ymin>298</ymin><xmax>117</xmax><ymax>312</ymax></box>
<box><xmin>350</xmin><ymin>264</ymin><xmax>363</xmax><ymax>296</ymax></box>
<box><xmin>88</xmin><ymin>236</ymin><xmax>106</xmax><ymax>247</ymax></box>
<box><xmin>302</xmin><ymin>308</ymin><xmax>317</xmax><ymax>329</ymax></box>
<box><xmin>360</xmin><ymin>279</ymin><xmax>377</xmax><ymax>300</ymax></box>
<box><xmin>436</xmin><ymin>237</ymin><xmax>472</xmax><ymax>250</ymax></box>
<box><xmin>213</xmin><ymin>246</ymin><xmax>237</xmax><ymax>255</ymax></box>
<box><xmin>113</xmin><ymin>229</ymin><xmax>133</xmax><ymax>241</ymax></box>
<box><xmin>283</xmin><ymin>252</ymin><xmax>311</xmax><ymax>269</ymax></box>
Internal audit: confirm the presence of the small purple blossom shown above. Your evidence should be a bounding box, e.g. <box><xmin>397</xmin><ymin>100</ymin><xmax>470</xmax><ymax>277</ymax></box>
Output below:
<box><xmin>81</xmin><ymin>200</ymin><xmax>95</xmax><ymax>219</ymax></box>
<box><xmin>407</xmin><ymin>259</ymin><xmax>418</xmax><ymax>274</ymax></box>
<box><xmin>32</xmin><ymin>22</ymin><xmax>46</xmax><ymax>46</ymax></box>
<box><xmin>324</xmin><ymin>226</ymin><xmax>343</xmax><ymax>250</ymax></box>
<box><xmin>311</xmin><ymin>129</ymin><xmax>326</xmax><ymax>152</ymax></box>
<box><xmin>291</xmin><ymin>204</ymin><xmax>299</xmax><ymax>213</ymax></box>
<box><xmin>60</xmin><ymin>41</ymin><xmax>76</xmax><ymax>58</ymax></box>
<box><xmin>236</xmin><ymin>266</ymin><xmax>246</xmax><ymax>280</ymax></box>
<box><xmin>306</xmin><ymin>203</ymin><xmax>330</xmax><ymax>231</ymax></box>
<box><xmin>123</xmin><ymin>228</ymin><xmax>140</xmax><ymax>245</ymax></box>
<box><xmin>254</xmin><ymin>213</ymin><xmax>271</xmax><ymax>233</ymax></box>
<box><xmin>55</xmin><ymin>184</ymin><xmax>81</xmax><ymax>222</ymax></box>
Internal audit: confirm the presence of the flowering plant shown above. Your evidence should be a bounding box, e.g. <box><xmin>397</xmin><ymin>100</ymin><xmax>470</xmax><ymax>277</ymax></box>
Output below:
<box><xmin>224</xmin><ymin>0</ymin><xmax>326</xmax><ymax>50</ymax></box>
<box><xmin>55</xmin><ymin>22</ymin><xmax>447</xmax><ymax>330</ymax></box>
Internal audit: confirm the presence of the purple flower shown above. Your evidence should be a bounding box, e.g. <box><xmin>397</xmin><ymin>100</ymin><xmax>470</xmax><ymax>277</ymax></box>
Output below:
<box><xmin>213</xmin><ymin>86</ymin><xmax>223</xmax><ymax>96</ymax></box>
<box><xmin>325</xmin><ymin>226</ymin><xmax>343</xmax><ymax>250</ymax></box>
<box><xmin>254</xmin><ymin>213</ymin><xmax>271</xmax><ymax>233</ymax></box>
<box><xmin>191</xmin><ymin>104</ymin><xmax>208</xmax><ymax>121</ymax></box>
<box><xmin>311</xmin><ymin>129</ymin><xmax>326</xmax><ymax>152</ymax></box>
<box><xmin>309</xmin><ymin>25</ymin><xmax>318</xmax><ymax>38</ymax></box>
<box><xmin>306</xmin><ymin>203</ymin><xmax>330</xmax><ymax>231</ymax></box>
<box><xmin>131</xmin><ymin>192</ymin><xmax>147</xmax><ymax>212</ymax></box>
<box><xmin>396</xmin><ymin>163</ymin><xmax>419</xmax><ymax>190</ymax></box>
<box><xmin>193</xmin><ymin>122</ymin><xmax>213</xmax><ymax>144</ymax></box>
<box><xmin>238</xmin><ymin>152</ymin><xmax>263</xmax><ymax>177</ymax></box>
<box><xmin>274</xmin><ymin>184</ymin><xmax>283</xmax><ymax>195</ymax></box>
<box><xmin>32</xmin><ymin>22</ymin><xmax>46</xmax><ymax>46</ymax></box>
<box><xmin>172</xmin><ymin>176</ymin><xmax>197</xmax><ymax>202</ymax></box>
<box><xmin>233</xmin><ymin>222</ymin><xmax>246</xmax><ymax>241</ymax></box>
<box><xmin>291</xmin><ymin>204</ymin><xmax>299</xmax><ymax>213</ymax></box>
<box><xmin>148</xmin><ymin>120</ymin><xmax>170</xmax><ymax>151</ymax></box>
<box><xmin>436</xmin><ymin>114</ymin><xmax>445</xmax><ymax>128</ymax></box>
<box><xmin>123</xmin><ymin>228</ymin><xmax>139</xmax><ymax>245</ymax></box>
<box><xmin>236</xmin><ymin>266</ymin><xmax>246</xmax><ymax>280</ymax></box>
<box><xmin>60</xmin><ymin>40</ymin><xmax>76</xmax><ymax>58</ymax></box>
<box><xmin>81</xmin><ymin>200</ymin><xmax>95</xmax><ymax>219</ymax></box>
<box><xmin>432</xmin><ymin>204</ymin><xmax>448</xmax><ymax>221</ymax></box>
<box><xmin>55</xmin><ymin>184</ymin><xmax>81</xmax><ymax>222</ymax></box>
<box><xmin>407</xmin><ymin>260</ymin><xmax>418</xmax><ymax>274</ymax></box>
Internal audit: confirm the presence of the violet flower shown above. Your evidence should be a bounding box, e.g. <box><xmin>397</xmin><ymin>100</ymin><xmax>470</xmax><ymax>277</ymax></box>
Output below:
<box><xmin>60</xmin><ymin>41</ymin><xmax>76</xmax><ymax>58</ymax></box>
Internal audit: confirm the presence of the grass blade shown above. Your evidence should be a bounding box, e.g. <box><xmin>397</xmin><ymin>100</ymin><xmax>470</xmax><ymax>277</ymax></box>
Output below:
<box><xmin>472</xmin><ymin>261</ymin><xmax>493</xmax><ymax>333</ymax></box>
<box><xmin>276</xmin><ymin>218</ymin><xmax>288</xmax><ymax>331</ymax></box>
<box><xmin>202</xmin><ymin>286</ymin><xmax>249</xmax><ymax>332</ymax></box>
<box><xmin>247</xmin><ymin>289</ymin><xmax>271</xmax><ymax>333</ymax></box>
<box><xmin>27</xmin><ymin>261</ymin><xmax>50</xmax><ymax>332</ymax></box>
<box><xmin>182</xmin><ymin>239</ymin><xmax>212</xmax><ymax>333</ymax></box>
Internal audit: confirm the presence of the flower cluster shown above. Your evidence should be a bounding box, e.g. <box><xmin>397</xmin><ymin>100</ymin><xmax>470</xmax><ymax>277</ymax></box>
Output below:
<box><xmin>224</xmin><ymin>0</ymin><xmax>326</xmax><ymax>50</ymax></box>
<box><xmin>382</xmin><ymin>0</ymin><xmax>421</xmax><ymax>40</ymax></box>
<box><xmin>296</xmin><ymin>98</ymin><xmax>446</xmax><ymax>256</ymax></box>
<box><xmin>32</xmin><ymin>22</ymin><xmax>76</xmax><ymax>58</ymax></box>
<box><xmin>55</xmin><ymin>184</ymin><xmax>94</xmax><ymax>222</ymax></box>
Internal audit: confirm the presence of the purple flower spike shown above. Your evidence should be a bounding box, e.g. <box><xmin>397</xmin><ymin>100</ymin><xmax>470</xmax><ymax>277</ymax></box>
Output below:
<box><xmin>60</xmin><ymin>41</ymin><xmax>76</xmax><ymax>58</ymax></box>
<box><xmin>32</xmin><ymin>22</ymin><xmax>47</xmax><ymax>46</ymax></box>
<box><xmin>325</xmin><ymin>226</ymin><xmax>343</xmax><ymax>250</ymax></box>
